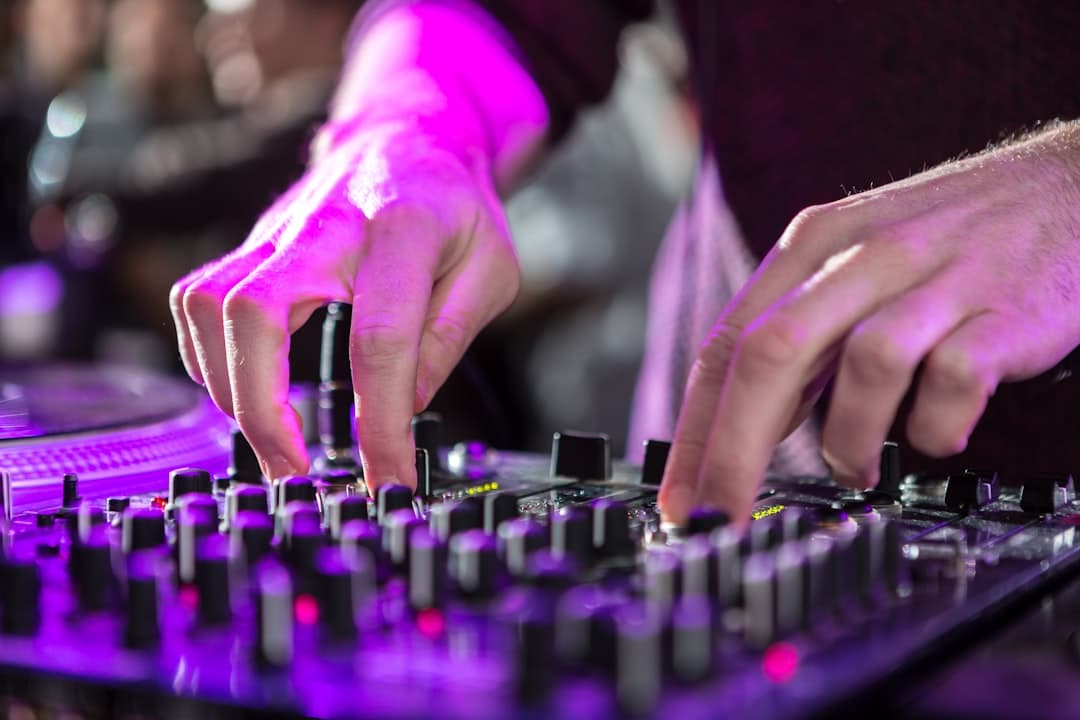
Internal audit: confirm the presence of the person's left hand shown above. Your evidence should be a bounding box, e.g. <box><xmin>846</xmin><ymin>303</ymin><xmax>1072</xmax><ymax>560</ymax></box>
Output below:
<box><xmin>658</xmin><ymin>122</ymin><xmax>1080</xmax><ymax>527</ymax></box>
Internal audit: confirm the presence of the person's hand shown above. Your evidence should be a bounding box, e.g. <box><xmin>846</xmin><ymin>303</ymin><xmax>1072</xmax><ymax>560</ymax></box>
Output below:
<box><xmin>170</xmin><ymin>126</ymin><xmax>520</xmax><ymax>489</ymax></box>
<box><xmin>659</xmin><ymin>122</ymin><xmax>1080</xmax><ymax>527</ymax></box>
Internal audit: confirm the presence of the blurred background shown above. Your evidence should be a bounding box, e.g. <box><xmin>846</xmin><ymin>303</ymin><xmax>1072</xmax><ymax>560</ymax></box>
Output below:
<box><xmin>0</xmin><ymin>0</ymin><xmax>698</xmax><ymax>458</ymax></box>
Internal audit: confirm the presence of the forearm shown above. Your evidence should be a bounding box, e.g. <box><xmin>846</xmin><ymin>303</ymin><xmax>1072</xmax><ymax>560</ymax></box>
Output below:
<box><xmin>314</xmin><ymin>1</ymin><xmax>550</xmax><ymax>194</ymax></box>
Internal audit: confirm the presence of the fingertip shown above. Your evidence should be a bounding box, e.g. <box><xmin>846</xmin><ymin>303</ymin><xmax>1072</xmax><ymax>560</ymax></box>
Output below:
<box><xmin>658</xmin><ymin>481</ymin><xmax>694</xmax><ymax>527</ymax></box>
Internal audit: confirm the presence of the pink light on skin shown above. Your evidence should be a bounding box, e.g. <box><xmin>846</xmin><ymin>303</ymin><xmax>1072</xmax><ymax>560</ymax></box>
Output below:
<box><xmin>762</xmin><ymin>642</ymin><xmax>800</xmax><ymax>683</ymax></box>
<box><xmin>415</xmin><ymin>608</ymin><xmax>445</xmax><ymax>638</ymax></box>
<box><xmin>294</xmin><ymin>594</ymin><xmax>319</xmax><ymax>626</ymax></box>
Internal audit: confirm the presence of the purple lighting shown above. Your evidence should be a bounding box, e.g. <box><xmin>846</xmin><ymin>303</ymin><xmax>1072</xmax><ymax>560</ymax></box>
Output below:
<box><xmin>0</xmin><ymin>261</ymin><xmax>63</xmax><ymax>317</ymax></box>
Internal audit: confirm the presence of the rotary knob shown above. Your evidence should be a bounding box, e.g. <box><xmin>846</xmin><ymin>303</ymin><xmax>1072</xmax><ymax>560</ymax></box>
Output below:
<box><xmin>429</xmin><ymin>500</ymin><xmax>482</xmax><ymax>543</ymax></box>
<box><xmin>122</xmin><ymin>507</ymin><xmax>166</xmax><ymax>553</ymax></box>
<box><xmin>449</xmin><ymin>530</ymin><xmax>499</xmax><ymax>600</ymax></box>
<box><xmin>376</xmin><ymin>484</ymin><xmax>414</xmax><ymax>524</ymax></box>
<box><xmin>324</xmin><ymin>493</ymin><xmax>369</xmax><ymax>540</ymax></box>
<box><xmin>169</xmin><ymin>467</ymin><xmax>213</xmax><ymax>508</ymax></box>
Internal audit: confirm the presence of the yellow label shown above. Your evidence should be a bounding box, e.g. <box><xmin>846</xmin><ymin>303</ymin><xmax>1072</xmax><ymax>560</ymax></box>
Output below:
<box><xmin>752</xmin><ymin>504</ymin><xmax>784</xmax><ymax>520</ymax></box>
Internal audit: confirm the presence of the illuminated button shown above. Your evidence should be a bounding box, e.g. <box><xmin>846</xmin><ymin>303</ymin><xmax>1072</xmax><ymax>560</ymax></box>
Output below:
<box><xmin>447</xmin><ymin>441</ymin><xmax>497</xmax><ymax>480</ymax></box>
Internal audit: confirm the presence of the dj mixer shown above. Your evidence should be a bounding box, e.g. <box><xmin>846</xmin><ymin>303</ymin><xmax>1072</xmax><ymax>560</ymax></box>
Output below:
<box><xmin>1</xmin><ymin>306</ymin><xmax>1080</xmax><ymax>719</ymax></box>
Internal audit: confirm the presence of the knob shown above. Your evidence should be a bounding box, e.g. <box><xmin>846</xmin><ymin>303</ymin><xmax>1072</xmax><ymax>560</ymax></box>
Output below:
<box><xmin>685</xmin><ymin>507</ymin><xmax>729</xmax><ymax>536</ymax></box>
<box><xmin>780</xmin><ymin>507</ymin><xmax>815</xmax><ymax>542</ymax></box>
<box><xmin>524</xmin><ymin>550</ymin><xmax>578</xmax><ymax>595</ymax></box>
<box><xmin>340</xmin><ymin>519</ymin><xmax>388</xmax><ymax>585</ymax></box>
<box><xmin>416</xmin><ymin>448</ymin><xmax>432</xmax><ymax>498</ymax></box>
<box><xmin>449</xmin><ymin>530</ymin><xmax>499</xmax><ymax>600</ymax></box>
<box><xmin>483</xmin><ymin>492</ymin><xmax>519</xmax><ymax>534</ymax></box>
<box><xmin>254</xmin><ymin>562</ymin><xmax>293</xmax><ymax>668</ymax></box>
<box><xmin>276</xmin><ymin>501</ymin><xmax>321</xmax><ymax>542</ymax></box>
<box><xmin>669</xmin><ymin>595</ymin><xmax>714</xmax><ymax>683</ymax></box>
<box><xmin>324</xmin><ymin>493</ymin><xmax>369</xmax><ymax>540</ymax></box>
<box><xmin>2</xmin><ymin>556</ymin><xmax>41</xmax><ymax>635</ymax></box>
<box><xmin>107</xmin><ymin>497</ymin><xmax>130</xmax><ymax>515</ymax></box>
<box><xmin>71</xmin><ymin>525</ymin><xmax>113</xmax><ymax>611</ymax></box>
<box><xmin>122</xmin><ymin>507</ymin><xmax>166</xmax><ymax>553</ymax></box>
<box><xmin>550</xmin><ymin>431</ymin><xmax>611</xmax><ymax>480</ymax></box>
<box><xmin>679</xmin><ymin>536</ymin><xmax>718</xmax><ymax>602</ymax></box>
<box><xmin>408</xmin><ymin>527</ymin><xmax>448</xmax><ymax>612</ymax></box>
<box><xmin>412</xmin><ymin>412</ymin><xmax>443</xmax><ymax>473</ymax></box>
<box><xmin>592</xmin><ymin>498</ymin><xmax>634</xmax><ymax>559</ymax></box>
<box><xmin>512</xmin><ymin>602</ymin><xmax>555</xmax><ymax>704</ymax></box>
<box><xmin>382</xmin><ymin>509</ymin><xmax>423</xmax><ymax>570</ymax></box>
<box><xmin>746</xmin><ymin>515</ymin><xmax>782</xmax><ymax>554</ymax></box>
<box><xmin>497</xmin><ymin>518</ymin><xmax>548</xmax><ymax>578</ymax></box>
<box><xmin>282</xmin><ymin>519</ymin><xmax>329</xmax><ymax>591</ymax></box>
<box><xmin>774</xmin><ymin>541</ymin><xmax>807</xmax><ymax>635</ymax></box>
<box><xmin>550</xmin><ymin>506</ymin><xmax>592</xmax><ymax>565</ymax></box>
<box><xmin>614</xmin><ymin>601</ymin><xmax>662</xmax><ymax>715</ymax></box>
<box><xmin>429</xmin><ymin>500</ymin><xmax>481</xmax><ymax>543</ymax></box>
<box><xmin>803</xmin><ymin>535</ymin><xmax>840</xmax><ymax>621</ymax></box>
<box><xmin>742</xmin><ymin>552</ymin><xmax>777</xmax><ymax>649</ymax></box>
<box><xmin>229</xmin><ymin>430</ymin><xmax>263</xmax><ymax>485</ymax></box>
<box><xmin>275</xmin><ymin>475</ymin><xmax>317</xmax><ymax>511</ymax></box>
<box><xmin>1021</xmin><ymin>472</ymin><xmax>1075</xmax><ymax>515</ymax></box>
<box><xmin>229</xmin><ymin>511</ymin><xmax>274</xmax><ymax>569</ymax></box>
<box><xmin>315</xmin><ymin>547</ymin><xmax>357</xmax><ymax>642</ymax></box>
<box><xmin>376</xmin><ymin>484</ymin><xmax>414</xmax><ymax>524</ymax></box>
<box><xmin>944</xmin><ymin>469</ymin><xmax>999</xmax><ymax>511</ymax></box>
<box><xmin>875</xmin><ymin>441</ymin><xmax>902</xmax><ymax>501</ymax></box>
<box><xmin>62</xmin><ymin>472</ymin><xmax>80</xmax><ymax>508</ymax></box>
<box><xmin>169</xmin><ymin>468</ymin><xmax>213</xmax><ymax>507</ymax></box>
<box><xmin>554</xmin><ymin>585</ymin><xmax>620</xmax><ymax>670</ymax></box>
<box><xmin>225</xmin><ymin>485</ymin><xmax>268</xmax><ymax>529</ymax></box>
<box><xmin>124</xmin><ymin>552</ymin><xmax>160</xmax><ymax>649</ymax></box>
<box><xmin>320</xmin><ymin>302</ymin><xmax>352</xmax><ymax>383</ymax></box>
<box><xmin>176</xmin><ymin>501</ymin><xmax>217</xmax><ymax>584</ymax></box>
<box><xmin>643</xmin><ymin>547</ymin><xmax>681</xmax><ymax>613</ymax></box>
<box><xmin>195</xmin><ymin>534</ymin><xmax>231</xmax><ymax>625</ymax></box>
<box><xmin>72</xmin><ymin>502</ymin><xmax>106</xmax><ymax>544</ymax></box>
<box><xmin>640</xmin><ymin>439</ymin><xmax>671</xmax><ymax>487</ymax></box>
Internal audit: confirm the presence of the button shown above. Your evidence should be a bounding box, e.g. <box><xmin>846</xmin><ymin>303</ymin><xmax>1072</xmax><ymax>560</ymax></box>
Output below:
<box><xmin>124</xmin><ymin>552</ymin><xmax>160</xmax><ymax>649</ymax></box>
<box><xmin>1020</xmin><ymin>473</ymin><xmax>1075</xmax><ymax>515</ymax></box>
<box><xmin>122</xmin><ymin>507</ymin><xmax>166</xmax><ymax>553</ymax></box>
<box><xmin>376</xmin><ymin>484</ymin><xmax>414</xmax><ymax>524</ymax></box>
<box><xmin>225</xmin><ymin>485</ymin><xmax>269</xmax><ymax>529</ymax></box>
<box><xmin>168</xmin><ymin>468</ymin><xmax>213</xmax><ymax>507</ymax></box>
<box><xmin>2</xmin><ymin>556</ymin><xmax>41</xmax><ymax>635</ymax></box>
<box><xmin>747</xmin><ymin>515</ymin><xmax>782</xmax><ymax>554</ymax></box>
<box><xmin>276</xmin><ymin>501</ymin><xmax>321</xmax><ymax>542</ymax></box>
<box><xmin>550</xmin><ymin>431</ymin><xmax>612</xmax><ymax>480</ymax></box>
<box><xmin>555</xmin><ymin>585</ymin><xmax>619</xmax><ymax>670</ymax></box>
<box><xmin>408</xmin><ymin>527</ymin><xmax>448</xmax><ymax>612</ymax></box>
<box><xmin>550</xmin><ymin>506</ymin><xmax>592</xmax><ymax>566</ymax></box>
<box><xmin>429</xmin><ymin>500</ymin><xmax>482</xmax><ymax>543</ymax></box>
<box><xmin>497</xmin><ymin>518</ymin><xmax>548</xmax><ymax>578</ymax></box>
<box><xmin>804</xmin><ymin>535</ymin><xmax>840</xmax><ymax>621</ymax></box>
<box><xmin>875</xmin><ymin>441</ymin><xmax>902</xmax><ymax>501</ymax></box>
<box><xmin>525</xmin><ymin>549</ymin><xmax>579</xmax><ymax>594</ymax></box>
<box><xmin>780</xmin><ymin>507</ymin><xmax>815</xmax><ymax>542</ymax></box>
<box><xmin>282</xmin><ymin>519</ymin><xmax>328</xmax><ymax>592</ymax></box>
<box><xmin>324</xmin><ymin>493</ymin><xmax>369</xmax><ymax>540</ymax></box>
<box><xmin>195</xmin><ymin>534</ymin><xmax>232</xmax><ymax>625</ymax></box>
<box><xmin>640</xmin><ymin>439</ymin><xmax>671</xmax><ymax>487</ymax></box>
<box><xmin>253</xmin><ymin>562</ymin><xmax>293</xmax><ymax>668</ymax></box>
<box><xmin>592</xmin><ymin>498</ymin><xmax>634</xmax><ymax>559</ymax></box>
<box><xmin>449</xmin><ymin>530</ymin><xmax>499</xmax><ymax>600</ymax></box>
<box><xmin>35</xmin><ymin>512</ymin><xmax>54</xmax><ymax>529</ymax></box>
<box><xmin>483</xmin><ymin>492</ymin><xmax>519</xmax><ymax>534</ymax></box>
<box><xmin>944</xmin><ymin>470</ymin><xmax>999</xmax><ymax>511</ymax></box>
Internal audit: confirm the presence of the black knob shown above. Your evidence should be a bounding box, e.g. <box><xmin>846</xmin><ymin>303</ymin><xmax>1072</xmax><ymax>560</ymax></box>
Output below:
<box><xmin>275</xmin><ymin>475</ymin><xmax>317</xmax><ymax>511</ymax></box>
<box><xmin>429</xmin><ymin>500</ymin><xmax>482</xmax><ymax>543</ymax></box>
<box><xmin>550</xmin><ymin>431</ymin><xmax>612</xmax><ymax>480</ymax></box>
<box><xmin>408</xmin><ymin>527</ymin><xmax>448</xmax><ymax>612</ymax></box>
<box><xmin>592</xmin><ymin>499</ymin><xmax>634</xmax><ymax>558</ymax></box>
<box><xmin>449</xmin><ymin>530</ymin><xmax>499</xmax><ymax>600</ymax></box>
<box><xmin>555</xmin><ymin>584</ymin><xmax>620</xmax><ymax>671</ymax></box>
<box><xmin>276</xmin><ymin>501</ymin><xmax>321</xmax><ymax>542</ymax></box>
<box><xmin>746</xmin><ymin>515</ymin><xmax>782</xmax><ymax>554</ymax></box>
<box><xmin>876</xmin><ymin>441</ymin><xmax>902</xmax><ymax>501</ymax></box>
<box><xmin>62</xmin><ymin>472</ymin><xmax>80</xmax><ymax>508</ymax></box>
<box><xmin>320</xmin><ymin>302</ymin><xmax>352</xmax><ymax>383</ymax></box>
<box><xmin>72</xmin><ymin>502</ymin><xmax>106</xmax><ymax>544</ymax></box>
<box><xmin>122</xmin><ymin>507</ymin><xmax>166</xmax><ymax>553</ymax></box>
<box><xmin>225</xmin><ymin>485</ymin><xmax>269</xmax><ymax>529</ymax></box>
<box><xmin>124</xmin><ymin>552</ymin><xmax>160</xmax><ymax>649</ymax></box>
<box><xmin>483</xmin><ymin>492</ymin><xmax>519</xmax><ymax>534</ymax></box>
<box><xmin>376</xmin><ymin>484</ymin><xmax>414</xmax><ymax>524</ymax></box>
<box><xmin>742</xmin><ymin>552</ymin><xmax>777</xmax><ymax>649</ymax></box>
<box><xmin>774</xmin><ymin>541</ymin><xmax>807</xmax><ymax>635</ymax></box>
<box><xmin>780</xmin><ymin>507</ymin><xmax>815</xmax><ymax>542</ymax></box>
<box><xmin>71</xmin><ymin>525</ymin><xmax>113</xmax><ymax>612</ymax></box>
<box><xmin>944</xmin><ymin>470</ymin><xmax>999</xmax><ymax>511</ymax></box>
<box><xmin>324</xmin><ymin>493</ymin><xmax>369</xmax><ymax>540</ymax></box>
<box><xmin>229</xmin><ymin>430</ymin><xmax>263</xmax><ymax>484</ymax></box>
<box><xmin>318</xmin><ymin>386</ymin><xmax>355</xmax><ymax>459</ymax></box>
<box><xmin>340</xmin><ymin>519</ymin><xmax>389</xmax><ymax>585</ymax></box>
<box><xmin>550</xmin><ymin>506</ymin><xmax>592</xmax><ymax>565</ymax></box>
<box><xmin>614</xmin><ymin>601</ymin><xmax>663</xmax><ymax>715</ymax></box>
<box><xmin>524</xmin><ymin>549</ymin><xmax>578</xmax><ymax>595</ymax></box>
<box><xmin>254</xmin><ymin>561</ymin><xmax>294</xmax><ymax>668</ymax></box>
<box><xmin>107</xmin><ymin>497</ymin><xmax>131</xmax><ymax>515</ymax></box>
<box><xmin>416</xmin><ymin>448</ymin><xmax>432</xmax><ymax>498</ymax></box>
<box><xmin>803</xmin><ymin>535</ymin><xmax>841</xmax><ymax>622</ymax></box>
<box><xmin>2</xmin><ymin>556</ymin><xmax>41</xmax><ymax>635</ymax></box>
<box><xmin>513</xmin><ymin>602</ymin><xmax>555</xmax><ymax>705</ymax></box>
<box><xmin>382</xmin><ymin>509</ymin><xmax>423</xmax><ymax>571</ymax></box>
<box><xmin>643</xmin><ymin>547</ymin><xmax>681</xmax><ymax>613</ymax></box>
<box><xmin>640</xmin><ymin>439</ymin><xmax>671</xmax><ymax>487</ymax></box>
<box><xmin>315</xmin><ymin>547</ymin><xmax>357</xmax><ymax>642</ymax></box>
<box><xmin>176</xmin><ymin>501</ymin><xmax>217</xmax><ymax>584</ymax></box>
<box><xmin>685</xmin><ymin>507</ymin><xmax>729</xmax><ymax>536</ymax></box>
<box><xmin>282</xmin><ymin>519</ymin><xmax>329</xmax><ymax>589</ymax></box>
<box><xmin>195</xmin><ymin>534</ymin><xmax>231</xmax><ymax>625</ymax></box>
<box><xmin>169</xmin><ymin>467</ymin><xmax>213</xmax><ymax>507</ymax></box>
<box><xmin>229</xmin><ymin>511</ymin><xmax>274</xmax><ymax>569</ymax></box>
<box><xmin>412</xmin><ymin>412</ymin><xmax>443</xmax><ymax>473</ymax></box>
<box><xmin>497</xmin><ymin>517</ymin><xmax>548</xmax><ymax>578</ymax></box>
<box><xmin>1020</xmin><ymin>472</ymin><xmax>1075</xmax><ymax>515</ymax></box>
<box><xmin>669</xmin><ymin>595</ymin><xmax>714</xmax><ymax>683</ymax></box>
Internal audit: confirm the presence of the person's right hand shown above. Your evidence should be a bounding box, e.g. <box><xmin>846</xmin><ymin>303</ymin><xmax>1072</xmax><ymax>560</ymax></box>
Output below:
<box><xmin>169</xmin><ymin>125</ymin><xmax>521</xmax><ymax>491</ymax></box>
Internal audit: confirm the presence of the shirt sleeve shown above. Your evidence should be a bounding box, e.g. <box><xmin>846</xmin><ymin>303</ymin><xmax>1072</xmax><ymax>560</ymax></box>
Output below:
<box><xmin>474</xmin><ymin>0</ymin><xmax>655</xmax><ymax>139</ymax></box>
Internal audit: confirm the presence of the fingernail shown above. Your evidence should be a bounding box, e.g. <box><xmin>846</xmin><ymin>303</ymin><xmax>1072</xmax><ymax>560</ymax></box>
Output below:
<box><xmin>658</xmin><ymin>484</ymin><xmax>694</xmax><ymax>526</ymax></box>
<box><xmin>264</xmin><ymin>455</ymin><xmax>297</xmax><ymax>480</ymax></box>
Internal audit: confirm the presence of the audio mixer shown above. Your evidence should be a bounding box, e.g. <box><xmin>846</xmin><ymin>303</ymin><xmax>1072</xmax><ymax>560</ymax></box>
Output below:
<box><xmin>1</xmin><ymin>317</ymin><xmax>1080</xmax><ymax>718</ymax></box>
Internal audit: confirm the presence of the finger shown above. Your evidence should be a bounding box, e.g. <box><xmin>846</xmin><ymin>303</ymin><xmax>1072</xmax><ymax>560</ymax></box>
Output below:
<box><xmin>691</xmin><ymin>232</ymin><xmax>944</xmax><ymax>524</ymax></box>
<box><xmin>906</xmin><ymin>311</ymin><xmax>1004</xmax><ymax>457</ymax></box>
<box><xmin>170</xmin><ymin>266</ymin><xmax>208</xmax><ymax>384</ymax></box>
<box><xmin>660</xmin><ymin>205</ymin><xmax>863</xmax><ymax>523</ymax></box>
<box><xmin>823</xmin><ymin>265</ymin><xmax>971</xmax><ymax>487</ymax></box>
<box><xmin>222</xmin><ymin>246</ymin><xmax>334</xmax><ymax>479</ymax></box>
<box><xmin>182</xmin><ymin>244</ymin><xmax>274</xmax><ymax>417</ymax></box>
<box><xmin>351</xmin><ymin>205</ymin><xmax>442</xmax><ymax>493</ymax></box>
<box><xmin>414</xmin><ymin>231</ymin><xmax>519</xmax><ymax>411</ymax></box>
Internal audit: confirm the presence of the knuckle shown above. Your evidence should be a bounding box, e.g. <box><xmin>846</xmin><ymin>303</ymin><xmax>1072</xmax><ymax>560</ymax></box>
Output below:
<box><xmin>907</xmin><ymin>419</ymin><xmax>969</xmax><ymax>458</ymax></box>
<box><xmin>694</xmin><ymin>322</ymin><xmax>743</xmax><ymax>380</ymax></box>
<box><xmin>350</xmin><ymin>323</ymin><xmax>413</xmax><ymax>366</ymax></box>
<box><xmin>427</xmin><ymin>314</ymin><xmax>474</xmax><ymax>356</ymax></box>
<box><xmin>739</xmin><ymin>315</ymin><xmax>805</xmax><ymax>371</ymax></box>
<box><xmin>844</xmin><ymin>331</ymin><xmax>913</xmax><ymax>385</ymax></box>
<box><xmin>221</xmin><ymin>284</ymin><xmax>264</xmax><ymax>323</ymax></box>
<box><xmin>924</xmin><ymin>345</ymin><xmax>989</xmax><ymax>397</ymax></box>
<box><xmin>182</xmin><ymin>282</ymin><xmax>222</xmax><ymax>320</ymax></box>
<box><xmin>780</xmin><ymin>204</ymin><xmax>832</xmax><ymax>250</ymax></box>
